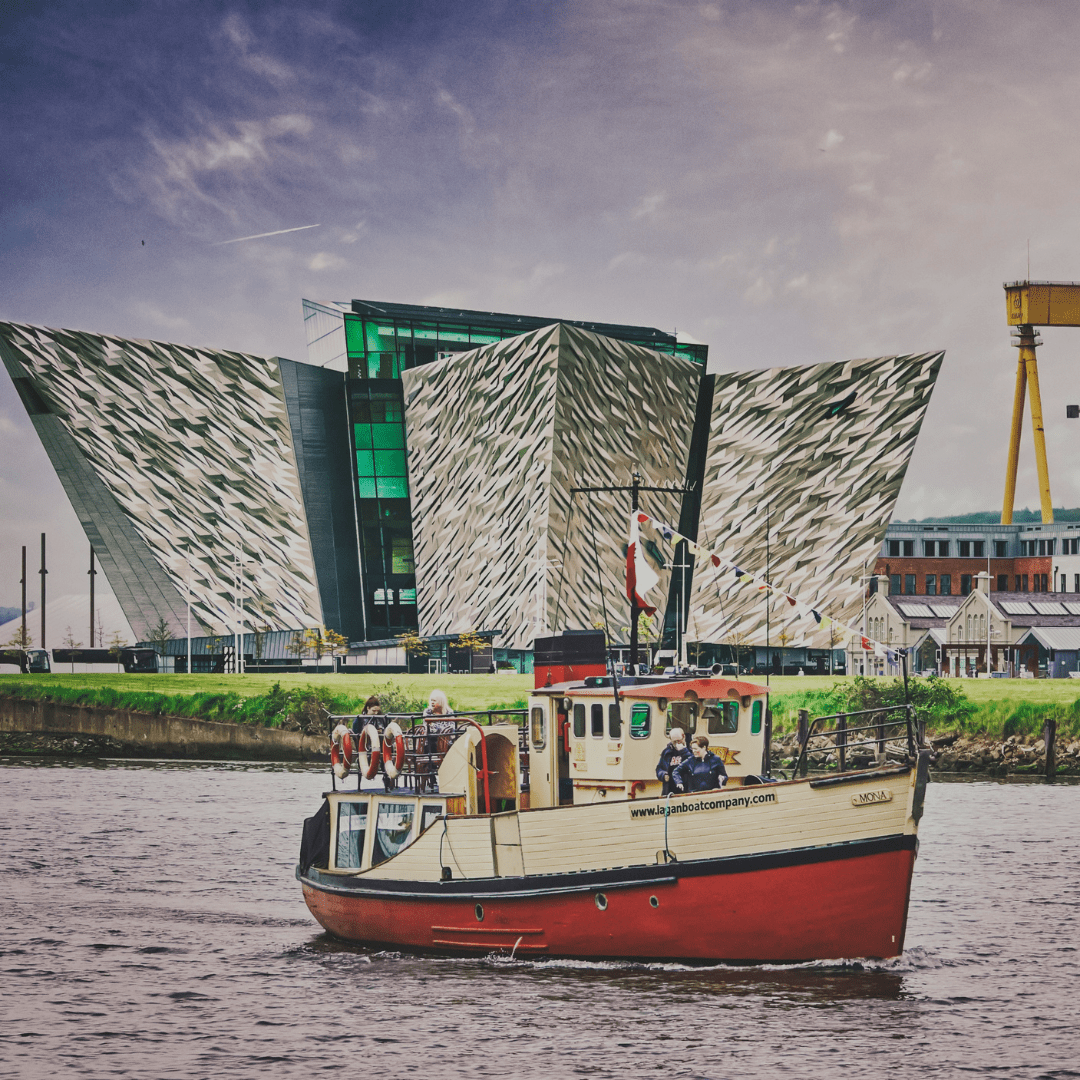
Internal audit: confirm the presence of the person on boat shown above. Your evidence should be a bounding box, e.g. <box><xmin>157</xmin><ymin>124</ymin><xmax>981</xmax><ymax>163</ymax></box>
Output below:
<box><xmin>423</xmin><ymin>690</ymin><xmax>455</xmax><ymax>729</ymax></box>
<box><xmin>351</xmin><ymin>695</ymin><xmax>381</xmax><ymax>735</ymax></box>
<box><xmin>674</xmin><ymin>735</ymin><xmax>728</xmax><ymax>793</ymax></box>
<box><xmin>656</xmin><ymin>727</ymin><xmax>693</xmax><ymax>795</ymax></box>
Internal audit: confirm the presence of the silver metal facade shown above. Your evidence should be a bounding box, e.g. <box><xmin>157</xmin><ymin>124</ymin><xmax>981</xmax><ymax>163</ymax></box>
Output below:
<box><xmin>402</xmin><ymin>323</ymin><xmax>700</xmax><ymax>650</ymax></box>
<box><xmin>688</xmin><ymin>351</ymin><xmax>945</xmax><ymax>649</ymax></box>
<box><xmin>0</xmin><ymin>321</ymin><xmax>322</xmax><ymax>641</ymax></box>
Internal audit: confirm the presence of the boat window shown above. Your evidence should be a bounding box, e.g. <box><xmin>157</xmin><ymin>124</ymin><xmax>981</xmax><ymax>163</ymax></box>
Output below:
<box><xmin>573</xmin><ymin>703</ymin><xmax>586</xmax><ymax>739</ymax></box>
<box><xmin>372</xmin><ymin>801</ymin><xmax>416</xmax><ymax>866</ymax></box>
<box><xmin>530</xmin><ymin>706</ymin><xmax>546</xmax><ymax>748</ymax></box>
<box><xmin>630</xmin><ymin>703</ymin><xmax>651</xmax><ymax>739</ymax></box>
<box><xmin>335</xmin><ymin>800</ymin><xmax>368</xmax><ymax>869</ymax></box>
<box><xmin>703</xmin><ymin>700</ymin><xmax>739</xmax><ymax>735</ymax></box>
<box><xmin>751</xmin><ymin>700</ymin><xmax>763</xmax><ymax>735</ymax></box>
<box><xmin>666</xmin><ymin>701</ymin><xmax>698</xmax><ymax>736</ymax></box>
<box><xmin>608</xmin><ymin>703</ymin><xmax>621</xmax><ymax>739</ymax></box>
<box><xmin>421</xmin><ymin>804</ymin><xmax>443</xmax><ymax>833</ymax></box>
<box><xmin>591</xmin><ymin>703</ymin><xmax>604</xmax><ymax>737</ymax></box>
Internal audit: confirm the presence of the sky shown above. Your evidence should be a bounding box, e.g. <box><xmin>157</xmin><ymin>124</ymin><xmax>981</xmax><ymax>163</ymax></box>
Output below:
<box><xmin>5</xmin><ymin>0</ymin><xmax>1080</xmax><ymax>619</ymax></box>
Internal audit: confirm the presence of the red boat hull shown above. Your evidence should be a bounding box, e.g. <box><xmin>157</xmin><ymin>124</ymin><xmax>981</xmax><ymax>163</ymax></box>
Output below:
<box><xmin>301</xmin><ymin>840</ymin><xmax>916</xmax><ymax>963</ymax></box>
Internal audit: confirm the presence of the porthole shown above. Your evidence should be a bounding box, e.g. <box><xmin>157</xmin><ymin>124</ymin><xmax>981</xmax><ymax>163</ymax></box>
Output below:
<box><xmin>475</xmin><ymin>904</ymin><xmax>484</xmax><ymax>922</ymax></box>
<box><xmin>595</xmin><ymin>893</ymin><xmax>608</xmax><ymax>911</ymax></box>
<box><xmin>649</xmin><ymin>895</ymin><xmax>659</xmax><ymax>908</ymax></box>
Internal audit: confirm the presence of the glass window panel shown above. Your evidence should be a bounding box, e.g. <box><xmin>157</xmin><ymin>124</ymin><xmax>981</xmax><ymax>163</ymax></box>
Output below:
<box><xmin>363</xmin><ymin>322</ymin><xmax>386</xmax><ymax>353</ymax></box>
<box><xmin>376</xmin><ymin>476</ymin><xmax>409</xmax><ymax>498</ymax></box>
<box><xmin>391</xmin><ymin>537</ymin><xmax>415</xmax><ymax>574</ymax></box>
<box><xmin>335</xmin><ymin>800</ymin><xmax>367</xmax><ymax>869</ymax></box>
<box><xmin>374</xmin><ymin>449</ymin><xmax>407</xmax><ymax>476</ymax></box>
<box><xmin>357</xmin><ymin>477</ymin><xmax>377</xmax><ymax>499</ymax></box>
<box><xmin>666</xmin><ymin>701</ymin><xmax>698</xmax><ymax>736</ymax></box>
<box><xmin>751</xmin><ymin>700</ymin><xmax>763</xmax><ymax>735</ymax></box>
<box><xmin>608</xmin><ymin>703</ymin><xmax>621</xmax><ymax>739</ymax></box>
<box><xmin>398</xmin><ymin>588</ymin><xmax>417</xmax><ymax>604</ymax></box>
<box><xmin>630</xmin><ymin>704</ymin><xmax>651</xmax><ymax>739</ymax></box>
<box><xmin>344</xmin><ymin>316</ymin><xmax>365</xmax><ymax>358</ymax></box>
<box><xmin>371</xmin><ymin>424</ymin><xmax>405</xmax><ymax>449</ymax></box>
<box><xmin>591</xmin><ymin>703</ymin><xmax>604</xmax><ymax>737</ymax></box>
<box><xmin>703</xmin><ymin>700</ymin><xmax>739</xmax><ymax>735</ymax></box>
<box><xmin>531</xmin><ymin>706</ymin><xmax>546</xmax><ymax>748</ymax></box>
<box><xmin>372</xmin><ymin>801</ymin><xmax>415</xmax><ymax>866</ymax></box>
<box><xmin>573</xmin><ymin>703</ymin><xmax>586</xmax><ymax>738</ymax></box>
<box><xmin>356</xmin><ymin>449</ymin><xmax>375</xmax><ymax>476</ymax></box>
<box><xmin>354</xmin><ymin>423</ymin><xmax>372</xmax><ymax>450</ymax></box>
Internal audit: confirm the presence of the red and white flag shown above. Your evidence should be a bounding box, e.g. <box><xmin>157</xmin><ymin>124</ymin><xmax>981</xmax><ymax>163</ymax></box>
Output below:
<box><xmin>627</xmin><ymin>512</ymin><xmax>659</xmax><ymax>615</ymax></box>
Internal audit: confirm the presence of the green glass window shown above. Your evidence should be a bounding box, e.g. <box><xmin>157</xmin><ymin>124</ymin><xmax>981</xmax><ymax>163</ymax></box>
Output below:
<box><xmin>630</xmin><ymin>704</ymin><xmax>651</xmax><ymax>739</ymax></box>
<box><xmin>357</xmin><ymin>477</ymin><xmax>377</xmax><ymax>499</ymax></box>
<box><xmin>398</xmin><ymin>588</ymin><xmax>417</xmax><ymax>605</ymax></box>
<box><xmin>391</xmin><ymin>537</ymin><xmax>414</xmax><ymax>574</ymax></box>
<box><xmin>376</xmin><ymin>476</ymin><xmax>408</xmax><ymax>498</ymax></box>
<box><xmin>374</xmin><ymin>449</ymin><xmax>407</xmax><ymax>475</ymax></box>
<box><xmin>371</xmin><ymin>424</ymin><xmax>405</xmax><ymax>449</ymax></box>
<box><xmin>356</xmin><ymin>449</ymin><xmax>375</xmax><ymax>476</ymax></box>
<box><xmin>573</xmin><ymin>703</ymin><xmax>586</xmax><ymax>739</ymax></box>
<box><xmin>344</xmin><ymin>316</ymin><xmax>365</xmax><ymax>358</ymax></box>
<box><xmin>751</xmin><ymin>700</ymin><xmax>763</xmax><ymax>735</ymax></box>
<box><xmin>354</xmin><ymin>423</ymin><xmax>372</xmax><ymax>450</ymax></box>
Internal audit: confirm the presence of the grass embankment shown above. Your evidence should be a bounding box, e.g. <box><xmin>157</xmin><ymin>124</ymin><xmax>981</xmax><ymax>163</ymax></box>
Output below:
<box><xmin>4</xmin><ymin>672</ymin><xmax>1080</xmax><ymax>740</ymax></box>
<box><xmin>765</xmin><ymin>675</ymin><xmax>1080</xmax><ymax>740</ymax></box>
<box><xmin>0</xmin><ymin>673</ymin><xmax>532</xmax><ymax>731</ymax></box>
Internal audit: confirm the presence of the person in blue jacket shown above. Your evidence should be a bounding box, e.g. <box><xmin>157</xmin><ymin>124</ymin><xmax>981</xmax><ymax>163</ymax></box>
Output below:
<box><xmin>674</xmin><ymin>735</ymin><xmax>728</xmax><ymax>793</ymax></box>
<box><xmin>656</xmin><ymin>727</ymin><xmax>693</xmax><ymax>795</ymax></box>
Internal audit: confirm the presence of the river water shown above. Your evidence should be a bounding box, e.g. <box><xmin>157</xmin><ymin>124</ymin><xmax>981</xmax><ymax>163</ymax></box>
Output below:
<box><xmin>1</xmin><ymin>760</ymin><xmax>1078</xmax><ymax>1080</ymax></box>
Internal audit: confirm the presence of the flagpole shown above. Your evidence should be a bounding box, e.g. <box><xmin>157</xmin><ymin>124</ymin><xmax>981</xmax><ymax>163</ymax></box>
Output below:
<box><xmin>629</xmin><ymin>471</ymin><xmax>640</xmax><ymax>670</ymax></box>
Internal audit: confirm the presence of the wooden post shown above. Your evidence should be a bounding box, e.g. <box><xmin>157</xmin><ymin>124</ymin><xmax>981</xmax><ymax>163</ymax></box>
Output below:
<box><xmin>1044</xmin><ymin>718</ymin><xmax>1057</xmax><ymax>779</ymax></box>
<box><xmin>797</xmin><ymin>709</ymin><xmax>809</xmax><ymax>778</ymax></box>
<box><xmin>837</xmin><ymin>713</ymin><xmax>847</xmax><ymax>772</ymax></box>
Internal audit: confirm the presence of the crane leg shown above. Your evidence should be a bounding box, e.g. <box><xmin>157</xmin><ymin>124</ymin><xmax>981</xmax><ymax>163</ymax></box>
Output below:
<box><xmin>1022</xmin><ymin>335</ymin><xmax>1054</xmax><ymax>524</ymax></box>
<box><xmin>1002</xmin><ymin>350</ymin><xmax>1027</xmax><ymax>525</ymax></box>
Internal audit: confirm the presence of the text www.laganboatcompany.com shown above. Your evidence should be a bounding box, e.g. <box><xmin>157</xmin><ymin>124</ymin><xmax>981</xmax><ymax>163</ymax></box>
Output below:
<box><xmin>630</xmin><ymin>792</ymin><xmax>776</xmax><ymax>818</ymax></box>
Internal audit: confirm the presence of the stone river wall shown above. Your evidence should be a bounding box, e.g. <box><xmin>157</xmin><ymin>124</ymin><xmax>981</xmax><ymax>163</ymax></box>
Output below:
<box><xmin>0</xmin><ymin>696</ymin><xmax>327</xmax><ymax>762</ymax></box>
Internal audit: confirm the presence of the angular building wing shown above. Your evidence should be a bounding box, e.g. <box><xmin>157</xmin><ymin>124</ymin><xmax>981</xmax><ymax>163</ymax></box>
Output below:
<box><xmin>0</xmin><ymin>321</ymin><xmax>322</xmax><ymax>641</ymax></box>
<box><xmin>402</xmin><ymin>323</ymin><xmax>700</xmax><ymax>650</ymax></box>
<box><xmin>687</xmin><ymin>351</ymin><xmax>945</xmax><ymax>649</ymax></box>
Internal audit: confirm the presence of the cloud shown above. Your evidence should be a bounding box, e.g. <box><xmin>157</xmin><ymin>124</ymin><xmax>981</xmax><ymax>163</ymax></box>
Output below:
<box><xmin>631</xmin><ymin>193</ymin><xmax>666</xmax><ymax>220</ymax></box>
<box><xmin>308</xmin><ymin>252</ymin><xmax>346</xmax><ymax>272</ymax></box>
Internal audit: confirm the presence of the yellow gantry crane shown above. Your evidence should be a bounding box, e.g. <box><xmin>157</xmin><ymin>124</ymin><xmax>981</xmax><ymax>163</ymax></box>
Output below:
<box><xmin>1002</xmin><ymin>280</ymin><xmax>1080</xmax><ymax>524</ymax></box>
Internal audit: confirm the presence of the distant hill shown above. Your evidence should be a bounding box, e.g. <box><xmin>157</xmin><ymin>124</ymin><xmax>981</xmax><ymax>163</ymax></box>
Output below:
<box><xmin>0</xmin><ymin>604</ymin><xmax>32</xmax><ymax>624</ymax></box>
<box><xmin>899</xmin><ymin>508</ymin><xmax>1080</xmax><ymax>524</ymax></box>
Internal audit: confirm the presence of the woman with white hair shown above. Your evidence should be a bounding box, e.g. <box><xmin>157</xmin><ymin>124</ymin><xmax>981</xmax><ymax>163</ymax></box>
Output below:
<box><xmin>656</xmin><ymin>727</ymin><xmax>692</xmax><ymax>796</ymax></box>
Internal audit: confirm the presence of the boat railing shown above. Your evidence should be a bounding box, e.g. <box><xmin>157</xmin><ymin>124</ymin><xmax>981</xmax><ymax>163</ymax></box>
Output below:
<box><xmin>326</xmin><ymin>709</ymin><xmax>528</xmax><ymax>795</ymax></box>
<box><xmin>792</xmin><ymin>704</ymin><xmax>920</xmax><ymax>778</ymax></box>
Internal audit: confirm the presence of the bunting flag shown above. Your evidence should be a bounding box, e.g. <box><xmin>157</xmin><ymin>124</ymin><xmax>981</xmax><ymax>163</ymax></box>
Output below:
<box><xmin>632</xmin><ymin>508</ymin><xmax>901</xmax><ymax>662</ymax></box>
<box><xmin>626</xmin><ymin>511</ymin><xmax>659</xmax><ymax>616</ymax></box>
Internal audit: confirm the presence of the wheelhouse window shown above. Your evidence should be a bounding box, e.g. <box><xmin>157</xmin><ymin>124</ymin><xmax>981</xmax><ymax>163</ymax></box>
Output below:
<box><xmin>751</xmin><ymin>700</ymin><xmax>763</xmax><ymax>735</ymax></box>
<box><xmin>420</xmin><ymin>804</ymin><xmax>443</xmax><ymax>834</ymax></box>
<box><xmin>666</xmin><ymin>700</ymin><xmax>698</xmax><ymax>735</ymax></box>
<box><xmin>573</xmin><ymin>703</ymin><xmax>586</xmax><ymax>739</ymax></box>
<box><xmin>703</xmin><ymin>700</ymin><xmax>739</xmax><ymax>735</ymax></box>
<box><xmin>629</xmin><ymin>703</ymin><xmax>651</xmax><ymax>739</ymax></box>
<box><xmin>608</xmin><ymin>703</ymin><xmax>622</xmax><ymax>739</ymax></box>
<box><xmin>591</xmin><ymin>703</ymin><xmax>604</xmax><ymax>737</ymax></box>
<box><xmin>335</xmin><ymin>801</ymin><xmax>368</xmax><ymax>869</ymax></box>
<box><xmin>372</xmin><ymin>801</ymin><xmax>415</xmax><ymax>866</ymax></box>
<box><xmin>530</xmin><ymin>706</ymin><xmax>546</xmax><ymax>748</ymax></box>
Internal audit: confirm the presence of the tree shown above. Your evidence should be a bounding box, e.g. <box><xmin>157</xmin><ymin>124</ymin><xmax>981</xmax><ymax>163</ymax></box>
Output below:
<box><xmin>63</xmin><ymin>626</ymin><xmax>82</xmax><ymax>649</ymax></box>
<box><xmin>148</xmin><ymin>616</ymin><xmax>172</xmax><ymax>658</ymax></box>
<box><xmin>303</xmin><ymin>628</ymin><xmax>326</xmax><ymax>662</ymax></box>
<box><xmin>251</xmin><ymin>622</ymin><xmax>271</xmax><ymax>661</ymax></box>
<box><xmin>107</xmin><ymin>630</ymin><xmax>129</xmax><ymax>673</ymax></box>
<box><xmin>286</xmin><ymin>630</ymin><xmax>308</xmax><ymax>661</ymax></box>
<box><xmin>6</xmin><ymin>625</ymin><xmax>32</xmax><ymax>650</ymax></box>
<box><xmin>454</xmin><ymin>628</ymin><xmax>487</xmax><ymax>652</ymax></box>
<box><xmin>324</xmin><ymin>629</ymin><xmax>348</xmax><ymax>660</ymax></box>
<box><xmin>397</xmin><ymin>630</ymin><xmax>429</xmax><ymax>657</ymax></box>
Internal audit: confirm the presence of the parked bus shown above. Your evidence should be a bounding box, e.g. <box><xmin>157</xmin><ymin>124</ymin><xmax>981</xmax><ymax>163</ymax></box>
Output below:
<box><xmin>0</xmin><ymin>648</ymin><xmax>52</xmax><ymax>674</ymax></box>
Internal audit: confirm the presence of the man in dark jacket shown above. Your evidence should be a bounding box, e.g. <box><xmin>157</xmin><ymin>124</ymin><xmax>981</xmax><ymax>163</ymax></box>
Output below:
<box><xmin>674</xmin><ymin>735</ymin><xmax>728</xmax><ymax>793</ymax></box>
<box><xmin>656</xmin><ymin>728</ymin><xmax>692</xmax><ymax>795</ymax></box>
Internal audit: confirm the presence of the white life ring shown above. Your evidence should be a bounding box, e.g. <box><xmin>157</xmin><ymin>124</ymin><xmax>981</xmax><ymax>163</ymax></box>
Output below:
<box><xmin>382</xmin><ymin>721</ymin><xmax>406</xmax><ymax>779</ymax></box>
<box><xmin>356</xmin><ymin>723</ymin><xmax>382</xmax><ymax>780</ymax></box>
<box><xmin>330</xmin><ymin>724</ymin><xmax>354</xmax><ymax>780</ymax></box>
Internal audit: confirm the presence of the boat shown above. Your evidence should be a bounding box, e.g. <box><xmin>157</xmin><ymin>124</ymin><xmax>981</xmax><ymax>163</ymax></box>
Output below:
<box><xmin>296</xmin><ymin>653</ymin><xmax>930</xmax><ymax>962</ymax></box>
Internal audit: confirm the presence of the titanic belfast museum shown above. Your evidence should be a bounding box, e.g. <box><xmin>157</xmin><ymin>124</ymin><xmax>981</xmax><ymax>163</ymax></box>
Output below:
<box><xmin>0</xmin><ymin>298</ymin><xmax>944</xmax><ymax>663</ymax></box>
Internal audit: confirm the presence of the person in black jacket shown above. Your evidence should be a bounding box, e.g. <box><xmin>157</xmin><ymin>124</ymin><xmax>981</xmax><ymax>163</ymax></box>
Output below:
<box><xmin>674</xmin><ymin>735</ymin><xmax>728</xmax><ymax>793</ymax></box>
<box><xmin>656</xmin><ymin>728</ymin><xmax>692</xmax><ymax>795</ymax></box>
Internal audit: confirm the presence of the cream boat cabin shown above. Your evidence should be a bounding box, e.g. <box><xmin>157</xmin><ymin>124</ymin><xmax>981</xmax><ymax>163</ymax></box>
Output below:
<box><xmin>527</xmin><ymin>677</ymin><xmax>772</xmax><ymax>807</ymax></box>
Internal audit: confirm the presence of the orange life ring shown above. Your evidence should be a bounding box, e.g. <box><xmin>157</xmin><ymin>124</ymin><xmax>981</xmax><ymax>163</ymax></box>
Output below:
<box><xmin>382</xmin><ymin>721</ymin><xmax>406</xmax><ymax>779</ymax></box>
<box><xmin>331</xmin><ymin>724</ymin><xmax>354</xmax><ymax>780</ymax></box>
<box><xmin>357</xmin><ymin>723</ymin><xmax>382</xmax><ymax>780</ymax></box>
